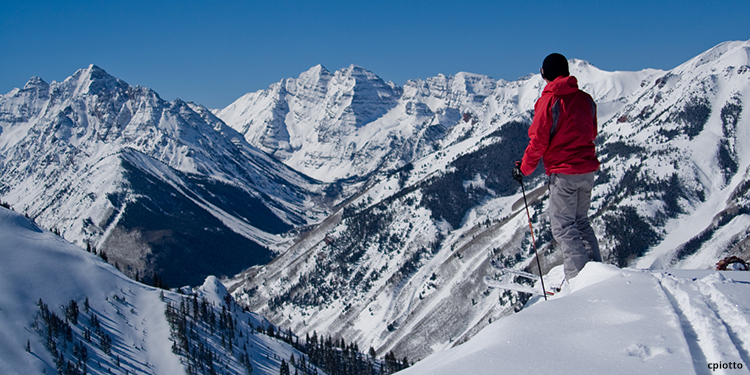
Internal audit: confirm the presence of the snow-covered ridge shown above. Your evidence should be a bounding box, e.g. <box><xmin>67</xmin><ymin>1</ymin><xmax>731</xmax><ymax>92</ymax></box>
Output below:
<box><xmin>0</xmin><ymin>207</ymin><xmax>313</xmax><ymax>375</ymax></box>
<box><xmin>215</xmin><ymin>58</ymin><xmax>665</xmax><ymax>183</ymax></box>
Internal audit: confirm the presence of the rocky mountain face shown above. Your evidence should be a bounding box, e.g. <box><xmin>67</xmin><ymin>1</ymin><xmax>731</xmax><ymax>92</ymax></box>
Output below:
<box><xmin>221</xmin><ymin>40</ymin><xmax>750</xmax><ymax>362</ymax></box>
<box><xmin>0</xmin><ymin>65</ymin><xmax>328</xmax><ymax>287</ymax></box>
<box><xmin>215</xmin><ymin>65</ymin><xmax>503</xmax><ymax>187</ymax></box>
<box><xmin>216</xmin><ymin>60</ymin><xmax>665</xmax><ymax>185</ymax></box>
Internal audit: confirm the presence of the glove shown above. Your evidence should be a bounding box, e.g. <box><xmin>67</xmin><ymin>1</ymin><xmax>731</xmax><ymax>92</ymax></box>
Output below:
<box><xmin>512</xmin><ymin>161</ymin><xmax>525</xmax><ymax>184</ymax></box>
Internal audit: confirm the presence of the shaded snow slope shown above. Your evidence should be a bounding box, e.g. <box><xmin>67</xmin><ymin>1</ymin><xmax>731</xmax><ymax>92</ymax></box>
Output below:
<box><xmin>0</xmin><ymin>207</ymin><xmax>322</xmax><ymax>375</ymax></box>
<box><xmin>399</xmin><ymin>263</ymin><xmax>750</xmax><ymax>375</ymax></box>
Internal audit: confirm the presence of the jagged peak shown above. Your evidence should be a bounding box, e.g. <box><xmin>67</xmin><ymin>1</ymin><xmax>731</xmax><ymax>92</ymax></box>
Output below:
<box><xmin>569</xmin><ymin>59</ymin><xmax>606</xmax><ymax>76</ymax></box>
<box><xmin>297</xmin><ymin>64</ymin><xmax>333</xmax><ymax>83</ymax></box>
<box><xmin>198</xmin><ymin>275</ymin><xmax>231</xmax><ymax>307</ymax></box>
<box><xmin>569</xmin><ymin>58</ymin><xmax>595</xmax><ymax>68</ymax></box>
<box><xmin>336</xmin><ymin>64</ymin><xmax>384</xmax><ymax>82</ymax></box>
<box><xmin>71</xmin><ymin>64</ymin><xmax>113</xmax><ymax>81</ymax></box>
<box><xmin>61</xmin><ymin>64</ymin><xmax>130</xmax><ymax>97</ymax></box>
<box><xmin>23</xmin><ymin>76</ymin><xmax>49</xmax><ymax>90</ymax></box>
<box><xmin>450</xmin><ymin>72</ymin><xmax>497</xmax><ymax>95</ymax></box>
<box><xmin>87</xmin><ymin>63</ymin><xmax>106</xmax><ymax>73</ymax></box>
<box><xmin>170</xmin><ymin>98</ymin><xmax>189</xmax><ymax>110</ymax></box>
<box><xmin>309</xmin><ymin>63</ymin><xmax>331</xmax><ymax>75</ymax></box>
<box><xmin>347</xmin><ymin>63</ymin><xmax>368</xmax><ymax>72</ymax></box>
<box><xmin>453</xmin><ymin>71</ymin><xmax>492</xmax><ymax>80</ymax></box>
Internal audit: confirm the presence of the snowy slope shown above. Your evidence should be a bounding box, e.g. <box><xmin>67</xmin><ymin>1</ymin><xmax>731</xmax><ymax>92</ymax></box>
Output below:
<box><xmin>0</xmin><ymin>206</ymin><xmax>323</xmax><ymax>375</ymax></box>
<box><xmin>399</xmin><ymin>263</ymin><xmax>750</xmax><ymax>375</ymax></box>
<box><xmin>593</xmin><ymin>39</ymin><xmax>750</xmax><ymax>269</ymax></box>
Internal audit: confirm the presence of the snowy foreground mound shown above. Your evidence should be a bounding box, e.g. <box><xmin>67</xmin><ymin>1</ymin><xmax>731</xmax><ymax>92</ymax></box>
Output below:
<box><xmin>401</xmin><ymin>263</ymin><xmax>750</xmax><ymax>375</ymax></box>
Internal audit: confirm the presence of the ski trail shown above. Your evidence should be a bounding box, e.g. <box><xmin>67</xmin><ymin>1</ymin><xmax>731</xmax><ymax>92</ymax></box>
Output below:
<box><xmin>694</xmin><ymin>273</ymin><xmax>750</xmax><ymax>368</ymax></box>
<box><xmin>656</xmin><ymin>272</ymin><xmax>750</xmax><ymax>375</ymax></box>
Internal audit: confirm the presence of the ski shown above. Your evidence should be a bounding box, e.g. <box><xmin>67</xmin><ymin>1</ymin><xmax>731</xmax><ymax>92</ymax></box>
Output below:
<box><xmin>489</xmin><ymin>259</ymin><xmax>540</xmax><ymax>281</ymax></box>
<box><xmin>483</xmin><ymin>276</ymin><xmax>554</xmax><ymax>296</ymax></box>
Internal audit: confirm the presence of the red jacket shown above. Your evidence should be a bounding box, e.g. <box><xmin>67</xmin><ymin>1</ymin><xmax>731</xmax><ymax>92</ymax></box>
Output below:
<box><xmin>521</xmin><ymin>76</ymin><xmax>600</xmax><ymax>176</ymax></box>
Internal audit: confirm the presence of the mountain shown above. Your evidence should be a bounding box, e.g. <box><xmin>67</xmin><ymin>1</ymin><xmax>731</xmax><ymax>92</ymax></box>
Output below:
<box><xmin>0</xmin><ymin>65</ymin><xmax>329</xmax><ymax>287</ymax></box>
<box><xmin>215</xmin><ymin>65</ymin><xmax>495</xmax><ymax>186</ymax></box>
<box><xmin>604</xmin><ymin>41</ymin><xmax>750</xmax><ymax>269</ymax></box>
<box><xmin>0</xmin><ymin>206</ymin><xmax>322</xmax><ymax>375</ymax></box>
<box><xmin>215</xmin><ymin>62</ymin><xmax>661</xmax><ymax>186</ymax></box>
<box><xmin>223</xmin><ymin>40</ymin><xmax>750</xmax><ymax>362</ymax></box>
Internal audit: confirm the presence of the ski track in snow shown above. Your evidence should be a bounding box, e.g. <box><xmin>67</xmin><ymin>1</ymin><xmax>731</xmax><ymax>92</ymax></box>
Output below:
<box><xmin>656</xmin><ymin>271</ymin><xmax>750</xmax><ymax>375</ymax></box>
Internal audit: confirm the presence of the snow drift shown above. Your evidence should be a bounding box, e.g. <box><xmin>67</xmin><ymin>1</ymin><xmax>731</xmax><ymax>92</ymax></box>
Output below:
<box><xmin>400</xmin><ymin>263</ymin><xmax>750</xmax><ymax>375</ymax></box>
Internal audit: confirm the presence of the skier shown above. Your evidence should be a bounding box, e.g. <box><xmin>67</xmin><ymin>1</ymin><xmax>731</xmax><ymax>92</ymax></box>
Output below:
<box><xmin>512</xmin><ymin>53</ymin><xmax>602</xmax><ymax>283</ymax></box>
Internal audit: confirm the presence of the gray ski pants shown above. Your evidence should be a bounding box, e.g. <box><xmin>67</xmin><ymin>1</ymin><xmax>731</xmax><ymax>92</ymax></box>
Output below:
<box><xmin>549</xmin><ymin>172</ymin><xmax>601</xmax><ymax>280</ymax></box>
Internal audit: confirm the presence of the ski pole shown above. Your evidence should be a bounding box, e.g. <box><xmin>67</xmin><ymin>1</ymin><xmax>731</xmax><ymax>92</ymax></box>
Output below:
<box><xmin>520</xmin><ymin>181</ymin><xmax>548</xmax><ymax>300</ymax></box>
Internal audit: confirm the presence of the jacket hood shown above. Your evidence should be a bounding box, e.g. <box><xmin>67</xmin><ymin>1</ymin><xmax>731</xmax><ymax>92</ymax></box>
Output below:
<box><xmin>544</xmin><ymin>76</ymin><xmax>579</xmax><ymax>96</ymax></box>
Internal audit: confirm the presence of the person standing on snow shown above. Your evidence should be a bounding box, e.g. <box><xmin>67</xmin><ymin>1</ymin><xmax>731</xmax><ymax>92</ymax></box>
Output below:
<box><xmin>512</xmin><ymin>53</ymin><xmax>602</xmax><ymax>282</ymax></box>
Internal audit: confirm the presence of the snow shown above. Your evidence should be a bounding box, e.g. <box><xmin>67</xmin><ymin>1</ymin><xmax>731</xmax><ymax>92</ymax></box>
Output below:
<box><xmin>0</xmin><ymin>207</ymin><xmax>319</xmax><ymax>375</ymax></box>
<box><xmin>399</xmin><ymin>262</ymin><xmax>750</xmax><ymax>375</ymax></box>
<box><xmin>0</xmin><ymin>64</ymin><xmax>325</xmax><ymax>256</ymax></box>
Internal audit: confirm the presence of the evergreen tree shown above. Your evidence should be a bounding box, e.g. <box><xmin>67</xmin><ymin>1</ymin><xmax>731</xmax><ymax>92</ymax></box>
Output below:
<box><xmin>66</xmin><ymin>300</ymin><xmax>79</xmax><ymax>325</ymax></box>
<box><xmin>280</xmin><ymin>359</ymin><xmax>290</xmax><ymax>375</ymax></box>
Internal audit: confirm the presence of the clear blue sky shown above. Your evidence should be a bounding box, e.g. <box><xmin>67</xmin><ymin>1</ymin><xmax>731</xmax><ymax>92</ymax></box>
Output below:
<box><xmin>1</xmin><ymin>0</ymin><xmax>748</xmax><ymax>109</ymax></box>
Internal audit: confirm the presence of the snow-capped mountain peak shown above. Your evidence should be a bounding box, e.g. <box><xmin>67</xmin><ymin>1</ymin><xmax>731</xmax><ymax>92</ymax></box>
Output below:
<box><xmin>217</xmin><ymin>57</ymin><xmax>671</xmax><ymax>183</ymax></box>
<box><xmin>23</xmin><ymin>76</ymin><xmax>49</xmax><ymax>91</ymax></box>
<box><xmin>678</xmin><ymin>39</ymin><xmax>750</xmax><ymax>73</ymax></box>
<box><xmin>0</xmin><ymin>65</ymin><xmax>327</xmax><ymax>287</ymax></box>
